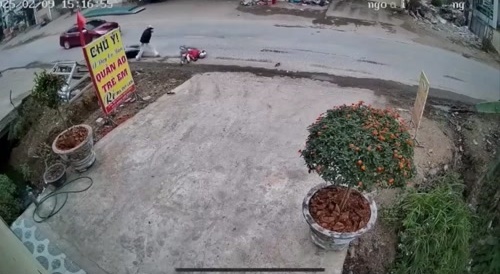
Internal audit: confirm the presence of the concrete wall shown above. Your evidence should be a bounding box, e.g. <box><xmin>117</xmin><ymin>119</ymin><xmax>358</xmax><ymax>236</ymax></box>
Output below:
<box><xmin>492</xmin><ymin>29</ymin><xmax>500</xmax><ymax>52</ymax></box>
<box><xmin>474</xmin><ymin>0</ymin><xmax>499</xmax><ymax>28</ymax></box>
<box><xmin>0</xmin><ymin>219</ymin><xmax>49</xmax><ymax>274</ymax></box>
<box><xmin>497</xmin><ymin>0</ymin><xmax>500</xmax><ymax>27</ymax></box>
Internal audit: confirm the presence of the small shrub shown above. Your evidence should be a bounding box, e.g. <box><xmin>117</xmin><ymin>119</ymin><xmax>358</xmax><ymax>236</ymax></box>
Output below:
<box><xmin>31</xmin><ymin>70</ymin><xmax>66</xmax><ymax>110</ymax></box>
<box><xmin>390</xmin><ymin>173</ymin><xmax>472</xmax><ymax>274</ymax></box>
<box><xmin>431</xmin><ymin>0</ymin><xmax>443</xmax><ymax>7</ymax></box>
<box><xmin>0</xmin><ymin>174</ymin><xmax>20</xmax><ymax>224</ymax></box>
<box><xmin>32</xmin><ymin>69</ymin><xmax>73</xmax><ymax>126</ymax></box>
<box><xmin>299</xmin><ymin>101</ymin><xmax>415</xmax><ymax>191</ymax></box>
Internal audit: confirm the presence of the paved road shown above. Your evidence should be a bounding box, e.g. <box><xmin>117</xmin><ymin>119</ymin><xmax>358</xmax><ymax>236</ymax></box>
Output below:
<box><xmin>0</xmin><ymin>1</ymin><xmax>499</xmax><ymax>102</ymax></box>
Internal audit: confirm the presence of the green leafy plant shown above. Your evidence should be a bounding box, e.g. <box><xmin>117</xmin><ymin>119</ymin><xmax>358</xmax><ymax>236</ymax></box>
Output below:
<box><xmin>31</xmin><ymin>70</ymin><xmax>66</xmax><ymax>110</ymax></box>
<box><xmin>299</xmin><ymin>101</ymin><xmax>415</xmax><ymax>194</ymax></box>
<box><xmin>390</xmin><ymin>173</ymin><xmax>472</xmax><ymax>274</ymax></box>
<box><xmin>0</xmin><ymin>174</ymin><xmax>21</xmax><ymax>224</ymax></box>
<box><xmin>31</xmin><ymin>70</ymin><xmax>69</xmax><ymax>126</ymax></box>
<box><xmin>470</xmin><ymin>156</ymin><xmax>500</xmax><ymax>274</ymax></box>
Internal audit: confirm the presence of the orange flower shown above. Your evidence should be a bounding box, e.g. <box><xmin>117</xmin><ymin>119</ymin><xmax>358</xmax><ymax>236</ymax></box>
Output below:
<box><xmin>357</xmin><ymin>160</ymin><xmax>363</xmax><ymax>166</ymax></box>
<box><xmin>379</xmin><ymin>135</ymin><xmax>386</xmax><ymax>141</ymax></box>
<box><xmin>361</xmin><ymin>165</ymin><xmax>366</xmax><ymax>171</ymax></box>
<box><xmin>388</xmin><ymin>178</ymin><xmax>395</xmax><ymax>185</ymax></box>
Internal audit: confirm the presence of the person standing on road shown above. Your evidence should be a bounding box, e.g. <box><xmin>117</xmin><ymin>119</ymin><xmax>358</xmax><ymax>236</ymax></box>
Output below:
<box><xmin>136</xmin><ymin>25</ymin><xmax>159</xmax><ymax>61</ymax></box>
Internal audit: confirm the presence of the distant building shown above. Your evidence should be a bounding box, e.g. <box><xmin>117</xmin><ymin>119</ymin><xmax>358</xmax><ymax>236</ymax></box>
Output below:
<box><xmin>470</xmin><ymin>0</ymin><xmax>500</xmax><ymax>52</ymax></box>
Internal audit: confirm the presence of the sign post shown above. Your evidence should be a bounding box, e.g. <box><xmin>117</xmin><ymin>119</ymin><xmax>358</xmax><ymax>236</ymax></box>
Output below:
<box><xmin>410</xmin><ymin>71</ymin><xmax>430</xmax><ymax>144</ymax></box>
<box><xmin>82</xmin><ymin>28</ymin><xmax>136</xmax><ymax>117</ymax></box>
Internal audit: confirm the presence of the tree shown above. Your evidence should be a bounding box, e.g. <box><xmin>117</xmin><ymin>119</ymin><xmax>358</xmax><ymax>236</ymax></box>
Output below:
<box><xmin>300</xmin><ymin>101</ymin><xmax>416</xmax><ymax>209</ymax></box>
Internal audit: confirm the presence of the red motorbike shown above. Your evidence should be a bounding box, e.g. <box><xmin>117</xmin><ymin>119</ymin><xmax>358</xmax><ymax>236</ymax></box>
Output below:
<box><xmin>180</xmin><ymin>46</ymin><xmax>207</xmax><ymax>65</ymax></box>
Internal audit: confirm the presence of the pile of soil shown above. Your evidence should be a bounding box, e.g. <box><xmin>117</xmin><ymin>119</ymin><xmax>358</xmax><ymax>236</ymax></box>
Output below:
<box><xmin>310</xmin><ymin>187</ymin><xmax>371</xmax><ymax>233</ymax></box>
<box><xmin>45</xmin><ymin>164</ymin><xmax>65</xmax><ymax>181</ymax></box>
<box><xmin>55</xmin><ymin>126</ymin><xmax>88</xmax><ymax>151</ymax></box>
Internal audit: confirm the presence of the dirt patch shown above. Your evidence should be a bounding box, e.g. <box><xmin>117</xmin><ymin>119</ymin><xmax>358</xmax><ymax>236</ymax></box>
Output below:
<box><xmin>343</xmin><ymin>188</ymin><xmax>400</xmax><ymax>274</ymax></box>
<box><xmin>400</xmin><ymin>113</ymin><xmax>454</xmax><ymax>182</ymax></box>
<box><xmin>450</xmin><ymin>113</ymin><xmax>500</xmax><ymax>204</ymax></box>
<box><xmin>313</xmin><ymin>16</ymin><xmax>377</xmax><ymax>27</ymax></box>
<box><xmin>310</xmin><ymin>187</ymin><xmax>371</xmax><ymax>233</ymax></box>
<box><xmin>55</xmin><ymin>126</ymin><xmax>88</xmax><ymax>151</ymax></box>
<box><xmin>401</xmin><ymin>20</ymin><xmax>500</xmax><ymax>69</ymax></box>
<box><xmin>237</xmin><ymin>5</ymin><xmax>323</xmax><ymax>18</ymax></box>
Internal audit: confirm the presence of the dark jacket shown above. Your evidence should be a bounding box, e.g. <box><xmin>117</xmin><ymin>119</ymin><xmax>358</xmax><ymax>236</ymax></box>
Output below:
<box><xmin>140</xmin><ymin>28</ymin><xmax>153</xmax><ymax>44</ymax></box>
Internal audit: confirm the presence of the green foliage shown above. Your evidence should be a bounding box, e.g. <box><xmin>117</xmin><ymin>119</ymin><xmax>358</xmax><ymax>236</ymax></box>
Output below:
<box><xmin>0</xmin><ymin>174</ymin><xmax>20</xmax><ymax>224</ymax></box>
<box><xmin>470</xmin><ymin>156</ymin><xmax>500</xmax><ymax>274</ymax></box>
<box><xmin>31</xmin><ymin>70</ymin><xmax>66</xmax><ymax>110</ymax></box>
<box><xmin>8</xmin><ymin>97</ymin><xmax>44</xmax><ymax>140</ymax></box>
<box><xmin>390</xmin><ymin>173</ymin><xmax>472</xmax><ymax>274</ymax></box>
<box><xmin>431</xmin><ymin>0</ymin><xmax>443</xmax><ymax>7</ymax></box>
<box><xmin>299</xmin><ymin>102</ymin><xmax>415</xmax><ymax>191</ymax></box>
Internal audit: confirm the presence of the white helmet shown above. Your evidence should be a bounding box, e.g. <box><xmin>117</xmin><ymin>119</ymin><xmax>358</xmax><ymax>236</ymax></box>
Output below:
<box><xmin>199</xmin><ymin>50</ymin><xmax>207</xmax><ymax>58</ymax></box>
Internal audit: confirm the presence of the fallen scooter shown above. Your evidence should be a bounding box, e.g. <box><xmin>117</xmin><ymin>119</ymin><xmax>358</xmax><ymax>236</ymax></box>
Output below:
<box><xmin>180</xmin><ymin>46</ymin><xmax>207</xmax><ymax>65</ymax></box>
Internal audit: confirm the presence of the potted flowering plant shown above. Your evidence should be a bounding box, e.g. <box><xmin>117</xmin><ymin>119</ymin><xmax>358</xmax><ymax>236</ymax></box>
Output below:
<box><xmin>300</xmin><ymin>101</ymin><xmax>415</xmax><ymax>251</ymax></box>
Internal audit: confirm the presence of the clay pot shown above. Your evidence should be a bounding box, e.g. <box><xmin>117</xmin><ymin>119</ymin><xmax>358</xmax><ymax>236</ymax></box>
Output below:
<box><xmin>302</xmin><ymin>183</ymin><xmax>377</xmax><ymax>251</ymax></box>
<box><xmin>43</xmin><ymin>163</ymin><xmax>67</xmax><ymax>188</ymax></box>
<box><xmin>52</xmin><ymin>124</ymin><xmax>96</xmax><ymax>172</ymax></box>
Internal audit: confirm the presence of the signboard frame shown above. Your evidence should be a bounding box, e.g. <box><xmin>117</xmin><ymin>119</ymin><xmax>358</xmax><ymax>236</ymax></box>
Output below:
<box><xmin>410</xmin><ymin>71</ymin><xmax>430</xmax><ymax>141</ymax></box>
<box><xmin>82</xmin><ymin>28</ymin><xmax>136</xmax><ymax>115</ymax></box>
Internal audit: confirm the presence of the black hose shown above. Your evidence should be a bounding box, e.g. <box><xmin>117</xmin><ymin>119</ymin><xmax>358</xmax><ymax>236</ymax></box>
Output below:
<box><xmin>32</xmin><ymin>176</ymin><xmax>93</xmax><ymax>223</ymax></box>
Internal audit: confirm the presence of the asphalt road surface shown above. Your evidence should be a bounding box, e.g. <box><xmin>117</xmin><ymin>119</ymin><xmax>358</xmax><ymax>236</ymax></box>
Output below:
<box><xmin>0</xmin><ymin>2</ymin><xmax>499</xmax><ymax>102</ymax></box>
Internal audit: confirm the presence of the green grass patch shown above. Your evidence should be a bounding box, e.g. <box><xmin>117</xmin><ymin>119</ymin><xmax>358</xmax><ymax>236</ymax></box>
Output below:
<box><xmin>470</xmin><ymin>156</ymin><xmax>500</xmax><ymax>274</ymax></box>
<box><xmin>388</xmin><ymin>172</ymin><xmax>472</xmax><ymax>274</ymax></box>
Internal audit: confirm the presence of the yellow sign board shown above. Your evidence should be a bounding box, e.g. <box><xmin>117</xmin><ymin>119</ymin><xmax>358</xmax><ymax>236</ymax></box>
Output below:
<box><xmin>83</xmin><ymin>29</ymin><xmax>135</xmax><ymax>114</ymax></box>
<box><xmin>411</xmin><ymin>71</ymin><xmax>430</xmax><ymax>132</ymax></box>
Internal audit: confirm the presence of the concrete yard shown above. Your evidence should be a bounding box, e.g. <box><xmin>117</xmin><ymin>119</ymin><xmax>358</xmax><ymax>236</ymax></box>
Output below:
<box><xmin>19</xmin><ymin>72</ymin><xmax>389</xmax><ymax>274</ymax></box>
